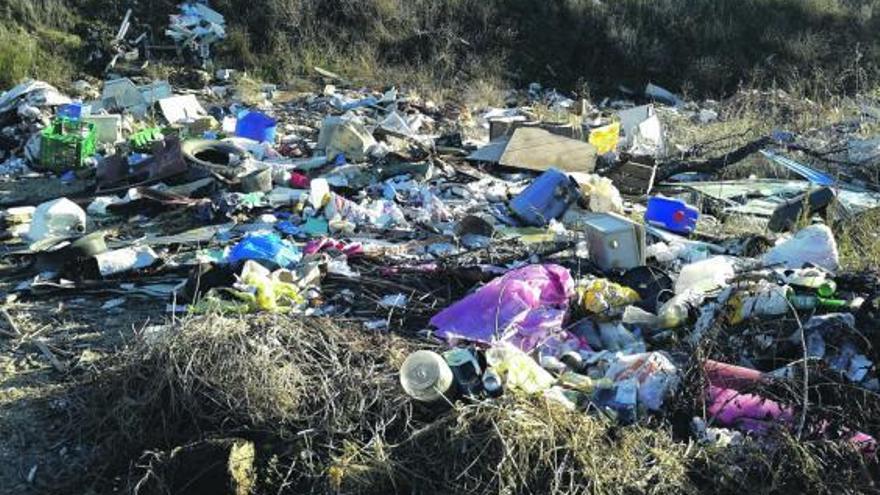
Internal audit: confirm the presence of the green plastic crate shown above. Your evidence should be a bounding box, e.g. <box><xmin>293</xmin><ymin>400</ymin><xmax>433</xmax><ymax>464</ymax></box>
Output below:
<box><xmin>129</xmin><ymin>127</ymin><xmax>165</xmax><ymax>152</ymax></box>
<box><xmin>40</xmin><ymin>118</ymin><xmax>97</xmax><ymax>171</ymax></box>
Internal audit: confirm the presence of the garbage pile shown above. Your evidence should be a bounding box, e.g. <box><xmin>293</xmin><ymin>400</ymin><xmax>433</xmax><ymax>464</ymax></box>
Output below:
<box><xmin>165</xmin><ymin>2</ymin><xmax>227</xmax><ymax>68</ymax></box>
<box><xmin>1</xmin><ymin>64</ymin><xmax>880</xmax><ymax>460</ymax></box>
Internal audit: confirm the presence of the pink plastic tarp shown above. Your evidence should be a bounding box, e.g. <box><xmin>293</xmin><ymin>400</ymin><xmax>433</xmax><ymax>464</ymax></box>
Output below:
<box><xmin>429</xmin><ymin>264</ymin><xmax>574</xmax><ymax>352</ymax></box>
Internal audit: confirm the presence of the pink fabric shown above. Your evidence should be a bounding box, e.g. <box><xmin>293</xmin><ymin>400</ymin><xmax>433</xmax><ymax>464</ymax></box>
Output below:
<box><xmin>849</xmin><ymin>432</ymin><xmax>877</xmax><ymax>456</ymax></box>
<box><xmin>303</xmin><ymin>238</ymin><xmax>363</xmax><ymax>256</ymax></box>
<box><xmin>430</xmin><ymin>264</ymin><xmax>574</xmax><ymax>351</ymax></box>
<box><xmin>708</xmin><ymin>385</ymin><xmax>793</xmax><ymax>434</ymax></box>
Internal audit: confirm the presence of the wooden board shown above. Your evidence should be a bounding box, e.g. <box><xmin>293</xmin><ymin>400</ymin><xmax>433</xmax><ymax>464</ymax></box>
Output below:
<box><xmin>499</xmin><ymin>127</ymin><xmax>597</xmax><ymax>173</ymax></box>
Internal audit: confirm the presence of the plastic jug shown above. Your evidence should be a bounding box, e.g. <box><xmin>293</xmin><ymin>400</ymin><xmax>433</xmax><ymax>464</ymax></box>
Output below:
<box><xmin>509</xmin><ymin>168</ymin><xmax>580</xmax><ymax>227</ymax></box>
<box><xmin>28</xmin><ymin>198</ymin><xmax>86</xmax><ymax>241</ymax></box>
<box><xmin>645</xmin><ymin>196</ymin><xmax>699</xmax><ymax>235</ymax></box>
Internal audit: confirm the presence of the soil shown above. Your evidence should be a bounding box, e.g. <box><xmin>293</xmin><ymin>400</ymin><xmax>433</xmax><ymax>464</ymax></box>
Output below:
<box><xmin>0</xmin><ymin>295</ymin><xmax>165</xmax><ymax>494</ymax></box>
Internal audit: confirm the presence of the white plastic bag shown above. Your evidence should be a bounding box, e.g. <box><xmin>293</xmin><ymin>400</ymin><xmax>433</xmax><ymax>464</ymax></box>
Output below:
<box><xmin>675</xmin><ymin>256</ymin><xmax>736</xmax><ymax>295</ymax></box>
<box><xmin>604</xmin><ymin>352</ymin><xmax>679</xmax><ymax>411</ymax></box>
<box><xmin>762</xmin><ymin>224</ymin><xmax>839</xmax><ymax>273</ymax></box>
<box><xmin>568</xmin><ymin>173</ymin><xmax>623</xmax><ymax>214</ymax></box>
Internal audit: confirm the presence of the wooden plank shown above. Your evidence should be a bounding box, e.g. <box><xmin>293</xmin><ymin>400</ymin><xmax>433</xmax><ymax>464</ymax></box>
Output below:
<box><xmin>499</xmin><ymin>127</ymin><xmax>597</xmax><ymax>173</ymax></box>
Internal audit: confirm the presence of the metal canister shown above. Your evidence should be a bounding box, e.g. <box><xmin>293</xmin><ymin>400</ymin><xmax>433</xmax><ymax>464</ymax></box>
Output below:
<box><xmin>399</xmin><ymin>351</ymin><xmax>454</xmax><ymax>403</ymax></box>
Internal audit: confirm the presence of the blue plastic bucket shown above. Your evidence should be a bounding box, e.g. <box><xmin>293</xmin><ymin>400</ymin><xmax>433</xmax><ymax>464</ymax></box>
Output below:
<box><xmin>510</xmin><ymin>168</ymin><xmax>580</xmax><ymax>227</ymax></box>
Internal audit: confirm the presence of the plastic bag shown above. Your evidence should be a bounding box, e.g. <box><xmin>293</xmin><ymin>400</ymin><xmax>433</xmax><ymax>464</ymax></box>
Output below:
<box><xmin>578</xmin><ymin>278</ymin><xmax>640</xmax><ymax>314</ymax></box>
<box><xmin>675</xmin><ymin>256</ymin><xmax>736</xmax><ymax>295</ymax></box>
<box><xmin>237</xmin><ymin>260</ymin><xmax>304</xmax><ymax>311</ymax></box>
<box><xmin>604</xmin><ymin>352</ymin><xmax>679</xmax><ymax>411</ymax></box>
<box><xmin>569</xmin><ymin>173</ymin><xmax>624</xmax><ymax>214</ymax></box>
<box><xmin>588</xmin><ymin>122</ymin><xmax>620</xmax><ymax>155</ymax></box>
<box><xmin>190</xmin><ymin>260</ymin><xmax>305</xmax><ymax>314</ymax></box>
<box><xmin>430</xmin><ymin>264</ymin><xmax>574</xmax><ymax>351</ymax></box>
<box><xmin>486</xmin><ymin>343</ymin><xmax>555</xmax><ymax>394</ymax></box>
<box><xmin>727</xmin><ymin>281</ymin><xmax>791</xmax><ymax>324</ymax></box>
<box><xmin>762</xmin><ymin>224</ymin><xmax>839</xmax><ymax>273</ymax></box>
<box><xmin>227</xmin><ymin>232</ymin><xmax>301</xmax><ymax>268</ymax></box>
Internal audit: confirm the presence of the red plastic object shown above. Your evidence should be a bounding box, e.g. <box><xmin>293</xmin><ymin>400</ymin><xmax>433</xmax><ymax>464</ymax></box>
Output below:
<box><xmin>290</xmin><ymin>172</ymin><xmax>311</xmax><ymax>188</ymax></box>
<box><xmin>704</xmin><ymin>360</ymin><xmax>767</xmax><ymax>390</ymax></box>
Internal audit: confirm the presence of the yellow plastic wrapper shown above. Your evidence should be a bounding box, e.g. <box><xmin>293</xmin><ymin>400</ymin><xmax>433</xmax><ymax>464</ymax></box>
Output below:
<box><xmin>588</xmin><ymin>122</ymin><xmax>621</xmax><ymax>155</ymax></box>
<box><xmin>190</xmin><ymin>261</ymin><xmax>305</xmax><ymax>314</ymax></box>
<box><xmin>578</xmin><ymin>278</ymin><xmax>640</xmax><ymax>314</ymax></box>
<box><xmin>486</xmin><ymin>343</ymin><xmax>555</xmax><ymax>395</ymax></box>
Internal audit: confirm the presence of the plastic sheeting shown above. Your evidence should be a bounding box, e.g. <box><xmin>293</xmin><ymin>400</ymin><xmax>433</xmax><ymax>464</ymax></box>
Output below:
<box><xmin>430</xmin><ymin>264</ymin><xmax>574</xmax><ymax>351</ymax></box>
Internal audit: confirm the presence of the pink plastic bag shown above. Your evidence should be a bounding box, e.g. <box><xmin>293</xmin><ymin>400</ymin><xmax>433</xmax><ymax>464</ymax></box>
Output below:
<box><xmin>430</xmin><ymin>264</ymin><xmax>574</xmax><ymax>351</ymax></box>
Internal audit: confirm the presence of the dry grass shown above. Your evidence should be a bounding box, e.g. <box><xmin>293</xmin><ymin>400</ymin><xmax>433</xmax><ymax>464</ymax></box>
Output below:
<box><xmin>57</xmin><ymin>310</ymin><xmax>879</xmax><ymax>494</ymax></box>
<box><xmin>837</xmin><ymin>207</ymin><xmax>880</xmax><ymax>271</ymax></box>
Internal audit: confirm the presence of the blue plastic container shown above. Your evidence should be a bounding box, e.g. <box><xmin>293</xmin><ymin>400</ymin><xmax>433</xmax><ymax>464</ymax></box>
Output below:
<box><xmin>645</xmin><ymin>196</ymin><xmax>699</xmax><ymax>234</ymax></box>
<box><xmin>509</xmin><ymin>168</ymin><xmax>581</xmax><ymax>227</ymax></box>
<box><xmin>235</xmin><ymin>111</ymin><xmax>277</xmax><ymax>143</ymax></box>
<box><xmin>57</xmin><ymin>103</ymin><xmax>90</xmax><ymax>120</ymax></box>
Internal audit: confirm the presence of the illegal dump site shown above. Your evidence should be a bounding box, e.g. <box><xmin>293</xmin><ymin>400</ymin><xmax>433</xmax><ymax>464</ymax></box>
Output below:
<box><xmin>5</xmin><ymin>2</ymin><xmax>880</xmax><ymax>494</ymax></box>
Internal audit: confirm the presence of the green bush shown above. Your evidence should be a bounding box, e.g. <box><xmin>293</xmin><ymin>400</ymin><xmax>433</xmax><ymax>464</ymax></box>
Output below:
<box><xmin>5</xmin><ymin>0</ymin><xmax>880</xmax><ymax>96</ymax></box>
<box><xmin>191</xmin><ymin>0</ymin><xmax>880</xmax><ymax>96</ymax></box>
<box><xmin>0</xmin><ymin>26</ymin><xmax>39</xmax><ymax>89</ymax></box>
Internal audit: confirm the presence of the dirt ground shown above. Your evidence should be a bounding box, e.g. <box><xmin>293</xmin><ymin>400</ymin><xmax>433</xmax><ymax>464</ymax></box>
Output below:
<box><xmin>0</xmin><ymin>296</ymin><xmax>166</xmax><ymax>494</ymax></box>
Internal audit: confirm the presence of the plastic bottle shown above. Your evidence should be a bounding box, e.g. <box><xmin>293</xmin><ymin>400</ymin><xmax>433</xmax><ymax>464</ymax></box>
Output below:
<box><xmin>778</xmin><ymin>268</ymin><xmax>836</xmax><ymax>297</ymax></box>
<box><xmin>656</xmin><ymin>292</ymin><xmax>700</xmax><ymax>328</ymax></box>
<box><xmin>788</xmin><ymin>294</ymin><xmax>851</xmax><ymax>311</ymax></box>
<box><xmin>558</xmin><ymin>371</ymin><xmax>613</xmax><ymax>393</ymax></box>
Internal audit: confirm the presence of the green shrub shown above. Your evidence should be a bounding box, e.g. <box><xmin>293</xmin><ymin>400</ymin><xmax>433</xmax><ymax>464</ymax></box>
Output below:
<box><xmin>0</xmin><ymin>26</ymin><xmax>39</xmax><ymax>89</ymax></box>
<box><xmin>192</xmin><ymin>0</ymin><xmax>880</xmax><ymax>96</ymax></box>
<box><xmin>6</xmin><ymin>0</ymin><xmax>880</xmax><ymax>97</ymax></box>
